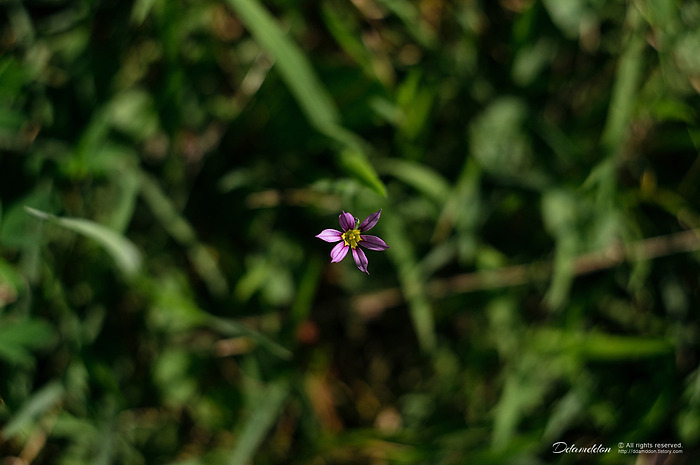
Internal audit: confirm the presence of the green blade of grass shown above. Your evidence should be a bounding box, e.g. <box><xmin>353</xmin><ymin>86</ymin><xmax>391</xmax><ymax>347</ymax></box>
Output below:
<box><xmin>600</xmin><ymin>5</ymin><xmax>646</xmax><ymax>155</ymax></box>
<box><xmin>1</xmin><ymin>381</ymin><xmax>64</xmax><ymax>439</ymax></box>
<box><xmin>226</xmin><ymin>0</ymin><xmax>338</xmax><ymax>129</ymax></box>
<box><xmin>25</xmin><ymin>207</ymin><xmax>142</xmax><ymax>278</ymax></box>
<box><xmin>289</xmin><ymin>256</ymin><xmax>323</xmax><ymax>326</ymax></box>
<box><xmin>320</xmin><ymin>4</ymin><xmax>374</xmax><ymax>75</ymax></box>
<box><xmin>225</xmin><ymin>0</ymin><xmax>386</xmax><ymax>197</ymax></box>
<box><xmin>227</xmin><ymin>379</ymin><xmax>289</xmax><ymax>465</ymax></box>
<box><xmin>209</xmin><ymin>316</ymin><xmax>293</xmax><ymax>360</ymax></box>
<box><xmin>375</xmin><ymin>158</ymin><xmax>450</xmax><ymax>205</ymax></box>
<box><xmin>339</xmin><ymin>149</ymin><xmax>387</xmax><ymax>198</ymax></box>
<box><xmin>138</xmin><ymin>171</ymin><xmax>229</xmax><ymax>297</ymax></box>
<box><xmin>382</xmin><ymin>213</ymin><xmax>436</xmax><ymax>353</ymax></box>
<box><xmin>376</xmin><ymin>0</ymin><xmax>435</xmax><ymax>47</ymax></box>
<box><xmin>532</xmin><ymin>328</ymin><xmax>674</xmax><ymax>360</ymax></box>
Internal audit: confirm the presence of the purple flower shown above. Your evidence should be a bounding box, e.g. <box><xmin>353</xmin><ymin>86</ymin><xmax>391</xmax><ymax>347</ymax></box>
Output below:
<box><xmin>316</xmin><ymin>210</ymin><xmax>390</xmax><ymax>274</ymax></box>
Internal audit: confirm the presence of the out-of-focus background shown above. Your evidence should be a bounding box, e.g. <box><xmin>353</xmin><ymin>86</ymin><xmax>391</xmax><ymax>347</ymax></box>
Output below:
<box><xmin>1</xmin><ymin>0</ymin><xmax>700</xmax><ymax>463</ymax></box>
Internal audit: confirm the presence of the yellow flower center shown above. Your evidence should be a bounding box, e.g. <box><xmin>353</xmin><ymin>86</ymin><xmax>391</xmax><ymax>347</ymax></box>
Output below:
<box><xmin>342</xmin><ymin>229</ymin><xmax>362</xmax><ymax>249</ymax></box>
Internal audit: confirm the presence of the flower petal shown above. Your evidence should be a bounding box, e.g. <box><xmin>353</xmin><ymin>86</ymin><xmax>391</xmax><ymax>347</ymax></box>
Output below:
<box><xmin>359</xmin><ymin>210</ymin><xmax>381</xmax><ymax>232</ymax></box>
<box><xmin>330</xmin><ymin>242</ymin><xmax>349</xmax><ymax>263</ymax></box>
<box><xmin>316</xmin><ymin>229</ymin><xmax>343</xmax><ymax>243</ymax></box>
<box><xmin>338</xmin><ymin>211</ymin><xmax>356</xmax><ymax>231</ymax></box>
<box><xmin>359</xmin><ymin>235</ymin><xmax>389</xmax><ymax>251</ymax></box>
<box><xmin>352</xmin><ymin>247</ymin><xmax>369</xmax><ymax>274</ymax></box>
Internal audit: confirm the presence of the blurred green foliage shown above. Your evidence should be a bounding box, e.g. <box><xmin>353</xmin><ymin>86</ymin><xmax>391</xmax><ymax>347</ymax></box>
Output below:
<box><xmin>1</xmin><ymin>0</ymin><xmax>700</xmax><ymax>463</ymax></box>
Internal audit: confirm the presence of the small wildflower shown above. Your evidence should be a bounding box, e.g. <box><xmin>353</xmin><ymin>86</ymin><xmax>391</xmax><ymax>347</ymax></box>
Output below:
<box><xmin>316</xmin><ymin>210</ymin><xmax>390</xmax><ymax>274</ymax></box>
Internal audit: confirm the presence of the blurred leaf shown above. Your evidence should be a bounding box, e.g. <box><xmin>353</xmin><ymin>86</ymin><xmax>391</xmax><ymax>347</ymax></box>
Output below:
<box><xmin>106</xmin><ymin>169</ymin><xmax>141</xmax><ymax>233</ymax></box>
<box><xmin>581</xmin><ymin>333</ymin><xmax>674</xmax><ymax>360</ymax></box>
<box><xmin>637</xmin><ymin>64</ymin><xmax>697</xmax><ymax>123</ymax></box>
<box><xmin>338</xmin><ymin>149</ymin><xmax>387</xmax><ymax>197</ymax></box>
<box><xmin>153</xmin><ymin>348</ymin><xmax>198</xmax><ymax>408</ymax></box>
<box><xmin>376</xmin><ymin>158</ymin><xmax>450</xmax><ymax>205</ymax></box>
<box><xmin>418</xmin><ymin>240</ymin><xmax>457</xmax><ymax>277</ymax></box>
<box><xmin>540</xmin><ymin>189</ymin><xmax>578</xmax><ymax>235</ymax></box>
<box><xmin>674</xmin><ymin>30</ymin><xmax>700</xmax><ymax>94</ymax></box>
<box><xmin>376</xmin><ymin>0</ymin><xmax>435</xmax><ymax>47</ymax></box>
<box><xmin>542</xmin><ymin>0</ymin><xmax>594</xmax><ymax>39</ymax></box>
<box><xmin>227</xmin><ymin>379</ymin><xmax>289</xmax><ymax>465</ymax></box>
<box><xmin>1</xmin><ymin>188</ymin><xmax>52</xmax><ymax>248</ymax></box>
<box><xmin>131</xmin><ymin>0</ymin><xmax>157</xmax><ymax>24</ymax></box>
<box><xmin>369</xmin><ymin>96</ymin><xmax>402</xmax><ymax>125</ymax></box>
<box><xmin>25</xmin><ymin>207</ymin><xmax>142</xmax><ymax>277</ymax></box>
<box><xmin>533</xmin><ymin>328</ymin><xmax>674</xmax><ymax>360</ymax></box>
<box><xmin>51</xmin><ymin>411</ymin><xmax>98</xmax><ymax>439</ymax></box>
<box><xmin>67</xmin><ymin>113</ymin><xmax>112</xmax><ymax>178</ymax></box>
<box><xmin>661</xmin><ymin>277</ymin><xmax>689</xmax><ymax>315</ymax></box>
<box><xmin>489</xmin><ymin>298</ymin><xmax>547</xmax><ymax>449</ymax></box>
<box><xmin>139</xmin><ymin>171</ymin><xmax>228</xmax><ymax>296</ymax></box>
<box><xmin>0</xmin><ymin>258</ymin><xmax>22</xmax><ymax>307</ymax></box>
<box><xmin>226</xmin><ymin>0</ymin><xmax>339</xmax><ymax>128</ymax></box>
<box><xmin>0</xmin><ymin>318</ymin><xmax>54</xmax><ymax>365</ymax></box>
<box><xmin>234</xmin><ymin>256</ymin><xmax>269</xmax><ymax>302</ymax></box>
<box><xmin>382</xmin><ymin>213</ymin><xmax>436</xmax><ymax>352</ymax></box>
<box><xmin>262</xmin><ymin>263</ymin><xmax>294</xmax><ymax>306</ymax></box>
<box><xmin>226</xmin><ymin>0</ymin><xmax>386</xmax><ymax>197</ymax></box>
<box><xmin>541</xmin><ymin>190</ymin><xmax>579</xmax><ymax>309</ymax></box>
<box><xmin>433</xmin><ymin>158</ymin><xmax>482</xmax><ymax>259</ymax></box>
<box><xmin>322</xmin><ymin>127</ymin><xmax>387</xmax><ymax>196</ymax></box>
<box><xmin>512</xmin><ymin>38</ymin><xmax>558</xmax><ymax>86</ymax></box>
<box><xmin>209</xmin><ymin>316</ymin><xmax>292</xmax><ymax>360</ymax></box>
<box><xmin>147</xmin><ymin>272</ymin><xmax>209</xmax><ymax>333</ymax></box>
<box><xmin>542</xmin><ymin>381</ymin><xmax>589</xmax><ymax>442</ymax></box>
<box><xmin>321</xmin><ymin>4</ymin><xmax>375</xmax><ymax>78</ymax></box>
<box><xmin>679</xmin><ymin>369</ymin><xmax>700</xmax><ymax>444</ymax></box>
<box><xmin>289</xmin><ymin>257</ymin><xmax>323</xmax><ymax>326</ymax></box>
<box><xmin>396</xmin><ymin>70</ymin><xmax>435</xmax><ymax>142</ymax></box>
<box><xmin>218</xmin><ymin>168</ymin><xmax>255</xmax><ymax>193</ymax></box>
<box><xmin>1</xmin><ymin>381</ymin><xmax>64</xmax><ymax>439</ymax></box>
<box><xmin>637</xmin><ymin>0</ymin><xmax>677</xmax><ymax>33</ymax></box>
<box><xmin>487</xmin><ymin>297</ymin><xmax>522</xmax><ymax>359</ymax></box>
<box><xmin>105</xmin><ymin>89</ymin><xmax>160</xmax><ymax>141</ymax></box>
<box><xmin>492</xmin><ymin>358</ymin><xmax>554</xmax><ymax>449</ymax></box>
<box><xmin>546</xmin><ymin>243</ymin><xmax>576</xmax><ymax>310</ymax></box>
<box><xmin>600</xmin><ymin>6</ymin><xmax>646</xmax><ymax>154</ymax></box>
<box><xmin>469</xmin><ymin>97</ymin><xmax>545</xmax><ymax>188</ymax></box>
